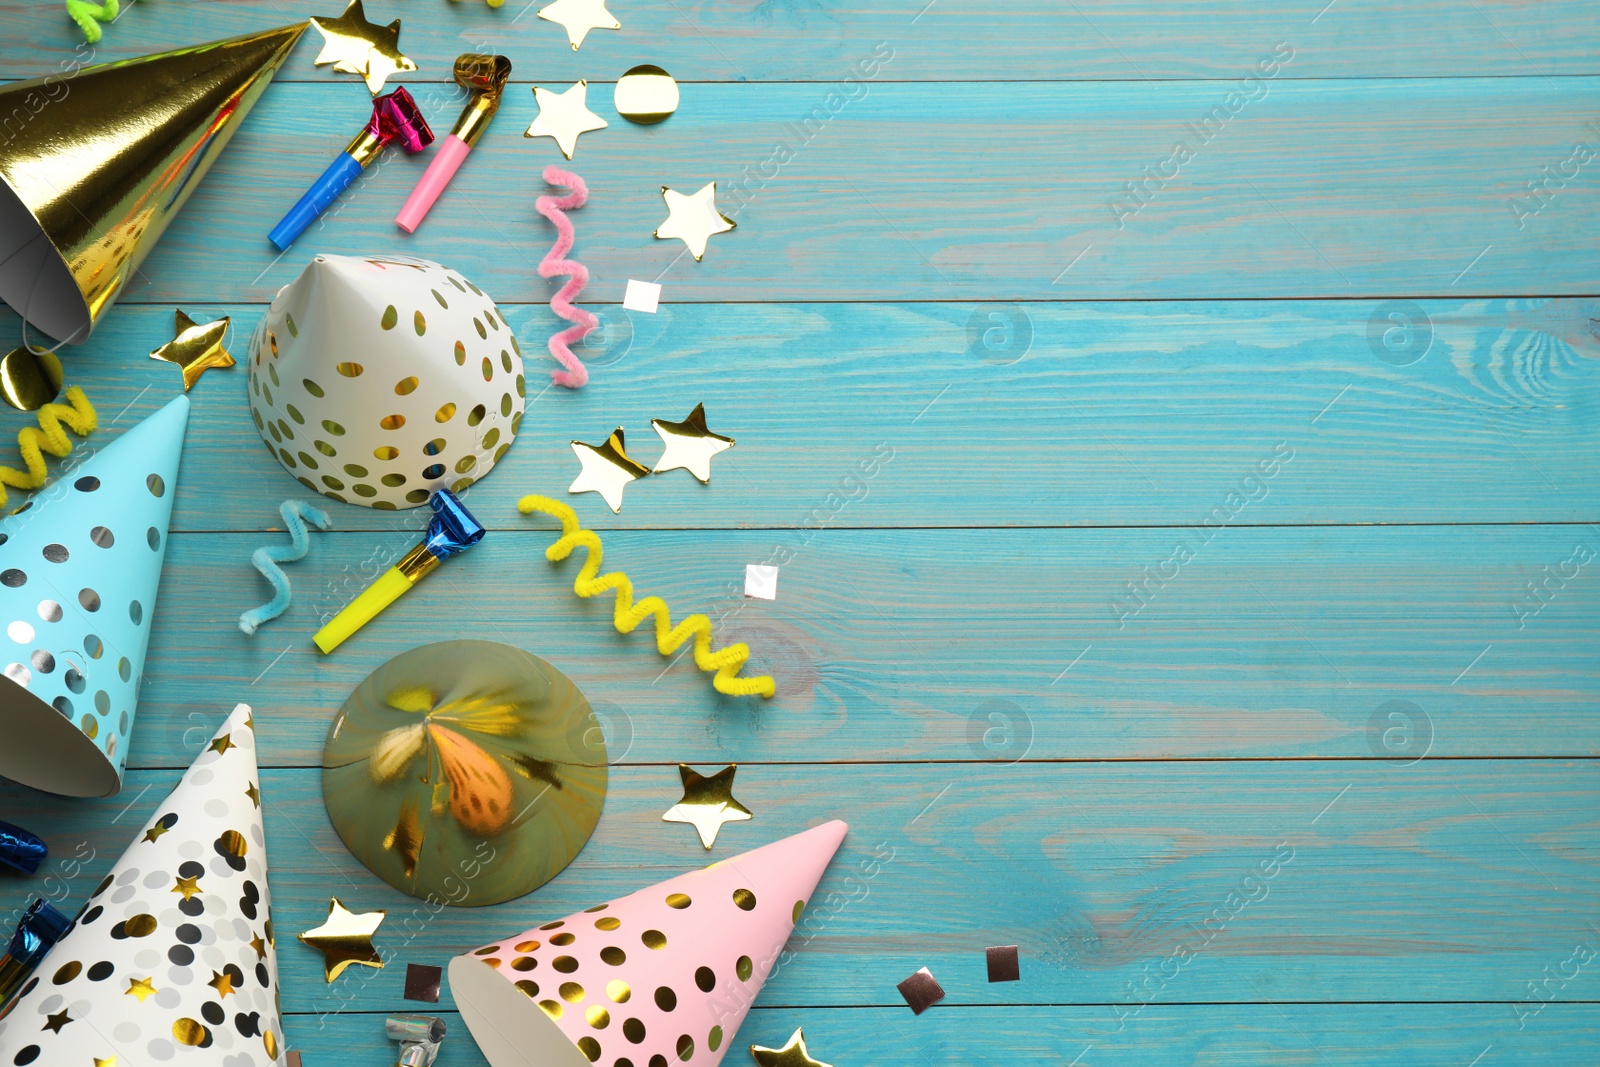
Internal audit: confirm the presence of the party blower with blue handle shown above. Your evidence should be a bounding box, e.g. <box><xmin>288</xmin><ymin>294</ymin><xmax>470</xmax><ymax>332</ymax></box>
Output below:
<box><xmin>313</xmin><ymin>489</ymin><xmax>485</xmax><ymax>653</ymax></box>
<box><xmin>268</xmin><ymin>87</ymin><xmax>433</xmax><ymax>250</ymax></box>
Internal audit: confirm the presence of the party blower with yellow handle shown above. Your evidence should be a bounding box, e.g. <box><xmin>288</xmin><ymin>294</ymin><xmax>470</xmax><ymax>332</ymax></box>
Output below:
<box><xmin>314</xmin><ymin>489</ymin><xmax>486</xmax><ymax>654</ymax></box>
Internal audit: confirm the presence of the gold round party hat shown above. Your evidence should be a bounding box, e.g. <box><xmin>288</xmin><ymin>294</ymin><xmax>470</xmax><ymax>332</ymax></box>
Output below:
<box><xmin>322</xmin><ymin>641</ymin><xmax>607</xmax><ymax>907</ymax></box>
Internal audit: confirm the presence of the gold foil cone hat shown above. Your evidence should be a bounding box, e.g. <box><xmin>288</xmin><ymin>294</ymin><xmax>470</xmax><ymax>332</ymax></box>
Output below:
<box><xmin>321</xmin><ymin>641</ymin><xmax>607</xmax><ymax>906</ymax></box>
<box><xmin>0</xmin><ymin>23</ymin><xmax>307</xmax><ymax>344</ymax></box>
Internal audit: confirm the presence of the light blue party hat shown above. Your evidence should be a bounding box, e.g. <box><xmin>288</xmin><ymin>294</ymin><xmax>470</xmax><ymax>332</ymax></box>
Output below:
<box><xmin>0</xmin><ymin>395</ymin><xmax>189</xmax><ymax>797</ymax></box>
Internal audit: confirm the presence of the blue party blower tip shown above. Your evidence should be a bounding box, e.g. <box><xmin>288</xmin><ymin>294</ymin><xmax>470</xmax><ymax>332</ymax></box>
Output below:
<box><xmin>0</xmin><ymin>898</ymin><xmax>72</xmax><ymax>1006</ymax></box>
<box><xmin>268</xmin><ymin>87</ymin><xmax>433</xmax><ymax>250</ymax></box>
<box><xmin>0</xmin><ymin>821</ymin><xmax>46</xmax><ymax>875</ymax></box>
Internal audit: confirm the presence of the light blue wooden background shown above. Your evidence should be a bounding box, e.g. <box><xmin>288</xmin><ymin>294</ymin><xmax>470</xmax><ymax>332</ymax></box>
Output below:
<box><xmin>1</xmin><ymin>0</ymin><xmax>1598</xmax><ymax>1063</ymax></box>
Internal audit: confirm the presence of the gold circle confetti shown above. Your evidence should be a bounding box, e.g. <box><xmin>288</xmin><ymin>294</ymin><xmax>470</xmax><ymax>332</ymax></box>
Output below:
<box><xmin>173</xmin><ymin>1019</ymin><xmax>209</xmax><ymax>1046</ymax></box>
<box><xmin>614</xmin><ymin>65</ymin><xmax>679</xmax><ymax>124</ymax></box>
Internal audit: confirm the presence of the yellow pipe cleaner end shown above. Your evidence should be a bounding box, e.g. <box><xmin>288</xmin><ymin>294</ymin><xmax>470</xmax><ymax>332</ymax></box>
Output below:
<box><xmin>517</xmin><ymin>494</ymin><xmax>776</xmax><ymax>699</ymax></box>
<box><xmin>0</xmin><ymin>386</ymin><xmax>97</xmax><ymax>509</ymax></box>
<box><xmin>65</xmin><ymin>0</ymin><xmax>119</xmax><ymax>44</ymax></box>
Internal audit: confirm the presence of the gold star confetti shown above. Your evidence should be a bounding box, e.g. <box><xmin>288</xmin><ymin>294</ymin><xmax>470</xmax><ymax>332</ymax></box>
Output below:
<box><xmin>310</xmin><ymin>0</ymin><xmax>417</xmax><ymax>94</ymax></box>
<box><xmin>171</xmin><ymin>874</ymin><xmax>203</xmax><ymax>901</ymax></box>
<box><xmin>655</xmin><ymin>182</ymin><xmax>736</xmax><ymax>261</ymax></box>
<box><xmin>751</xmin><ymin>1028</ymin><xmax>835</xmax><ymax>1067</ymax></box>
<box><xmin>661</xmin><ymin>763</ymin><xmax>752</xmax><ymax>849</ymax></box>
<box><xmin>42</xmin><ymin>1008</ymin><xmax>71</xmax><ymax>1033</ymax></box>
<box><xmin>569</xmin><ymin>428</ymin><xmax>651</xmax><ymax>513</ymax></box>
<box><xmin>298</xmin><ymin>898</ymin><xmax>386</xmax><ymax>982</ymax></box>
<box><xmin>209</xmin><ymin>732</ymin><xmax>236</xmax><ymax>755</ymax></box>
<box><xmin>149</xmin><ymin>310</ymin><xmax>234</xmax><ymax>391</ymax></box>
<box><xmin>245</xmin><ymin>782</ymin><xmax>260</xmax><ymax>808</ymax></box>
<box><xmin>95</xmin><ymin>1058</ymin><xmax>117</xmax><ymax>1067</ymax></box>
<box><xmin>142</xmin><ymin>821</ymin><xmax>171</xmax><ymax>844</ymax></box>
<box><xmin>124</xmin><ymin>976</ymin><xmax>157</xmax><ymax>1002</ymax></box>
<box><xmin>524</xmin><ymin>81</ymin><xmax>608</xmax><ymax>160</ymax></box>
<box><xmin>245</xmin><ymin>711</ymin><xmax>255</xmax><ymax>730</ymax></box>
<box><xmin>208</xmin><ymin>970</ymin><xmax>237</xmax><ymax>998</ymax></box>
<box><xmin>652</xmin><ymin>403</ymin><xmax>734</xmax><ymax>483</ymax></box>
<box><xmin>537</xmin><ymin>0</ymin><xmax>619</xmax><ymax>50</ymax></box>
<box><xmin>250</xmin><ymin>933</ymin><xmax>268</xmax><ymax>960</ymax></box>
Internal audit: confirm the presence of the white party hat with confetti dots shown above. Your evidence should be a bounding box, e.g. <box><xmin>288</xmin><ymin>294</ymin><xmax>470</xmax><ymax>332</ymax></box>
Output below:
<box><xmin>247</xmin><ymin>254</ymin><xmax>526</xmax><ymax>510</ymax></box>
<box><xmin>0</xmin><ymin>704</ymin><xmax>286</xmax><ymax>1067</ymax></box>
<box><xmin>449</xmin><ymin>820</ymin><xmax>847</xmax><ymax>1067</ymax></box>
<box><xmin>0</xmin><ymin>394</ymin><xmax>189</xmax><ymax>797</ymax></box>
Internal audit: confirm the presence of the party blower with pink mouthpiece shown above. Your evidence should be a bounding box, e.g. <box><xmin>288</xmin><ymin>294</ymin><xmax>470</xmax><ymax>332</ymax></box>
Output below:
<box><xmin>449</xmin><ymin>820</ymin><xmax>848</xmax><ymax>1067</ymax></box>
<box><xmin>269</xmin><ymin>87</ymin><xmax>433</xmax><ymax>250</ymax></box>
<box><xmin>396</xmin><ymin>54</ymin><xmax>511</xmax><ymax>233</ymax></box>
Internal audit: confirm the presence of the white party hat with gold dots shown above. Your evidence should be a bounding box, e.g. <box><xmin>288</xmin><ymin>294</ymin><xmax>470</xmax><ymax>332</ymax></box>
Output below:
<box><xmin>0</xmin><ymin>704</ymin><xmax>286</xmax><ymax>1067</ymax></box>
<box><xmin>247</xmin><ymin>254</ymin><xmax>526</xmax><ymax>510</ymax></box>
<box><xmin>0</xmin><ymin>394</ymin><xmax>189</xmax><ymax>797</ymax></box>
<box><xmin>449</xmin><ymin>820</ymin><xmax>847</xmax><ymax>1067</ymax></box>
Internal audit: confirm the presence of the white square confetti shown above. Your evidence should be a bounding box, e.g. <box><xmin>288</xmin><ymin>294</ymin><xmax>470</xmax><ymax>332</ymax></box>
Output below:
<box><xmin>744</xmin><ymin>564</ymin><xmax>779</xmax><ymax>600</ymax></box>
<box><xmin>623</xmin><ymin>279</ymin><xmax>661</xmax><ymax>313</ymax></box>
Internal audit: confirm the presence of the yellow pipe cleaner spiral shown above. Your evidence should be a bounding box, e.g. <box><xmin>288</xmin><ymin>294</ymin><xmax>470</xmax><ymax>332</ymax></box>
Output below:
<box><xmin>517</xmin><ymin>494</ymin><xmax>775</xmax><ymax>699</ymax></box>
<box><xmin>0</xmin><ymin>387</ymin><xmax>97</xmax><ymax>508</ymax></box>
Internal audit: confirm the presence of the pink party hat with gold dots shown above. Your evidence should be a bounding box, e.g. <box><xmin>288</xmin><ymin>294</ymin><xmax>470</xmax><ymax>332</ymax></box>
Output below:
<box><xmin>449</xmin><ymin>820</ymin><xmax>847</xmax><ymax>1067</ymax></box>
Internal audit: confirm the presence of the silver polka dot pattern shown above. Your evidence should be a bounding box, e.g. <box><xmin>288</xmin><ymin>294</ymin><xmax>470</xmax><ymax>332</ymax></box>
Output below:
<box><xmin>0</xmin><ymin>395</ymin><xmax>185</xmax><ymax>790</ymax></box>
<box><xmin>0</xmin><ymin>707</ymin><xmax>283</xmax><ymax>1067</ymax></box>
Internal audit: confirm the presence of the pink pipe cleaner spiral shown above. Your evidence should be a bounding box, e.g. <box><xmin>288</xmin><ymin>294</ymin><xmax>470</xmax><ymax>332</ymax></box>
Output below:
<box><xmin>535</xmin><ymin>165</ymin><xmax>596</xmax><ymax>388</ymax></box>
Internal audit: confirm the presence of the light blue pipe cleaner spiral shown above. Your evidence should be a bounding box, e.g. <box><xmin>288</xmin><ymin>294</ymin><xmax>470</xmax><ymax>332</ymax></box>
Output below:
<box><xmin>239</xmin><ymin>500</ymin><xmax>332</xmax><ymax>635</ymax></box>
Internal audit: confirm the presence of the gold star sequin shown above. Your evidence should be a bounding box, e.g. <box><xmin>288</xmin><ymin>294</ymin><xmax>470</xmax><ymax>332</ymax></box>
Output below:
<box><xmin>250</xmin><ymin>934</ymin><xmax>268</xmax><ymax>961</ymax></box>
<box><xmin>149</xmin><ymin>310</ymin><xmax>234</xmax><ymax>391</ymax></box>
<box><xmin>172</xmin><ymin>874</ymin><xmax>203</xmax><ymax>901</ymax></box>
<box><xmin>298</xmin><ymin>898</ymin><xmax>386</xmax><ymax>982</ymax></box>
<box><xmin>751</xmin><ymin>1028</ymin><xmax>835</xmax><ymax>1067</ymax></box>
<box><xmin>41</xmin><ymin>1008</ymin><xmax>71</xmax><ymax>1033</ymax></box>
<box><xmin>245</xmin><ymin>782</ymin><xmax>260</xmax><ymax>808</ymax></box>
<box><xmin>142</xmin><ymin>822</ymin><xmax>171</xmax><ymax>844</ymax></box>
<box><xmin>125</xmin><ymin>976</ymin><xmax>157</xmax><ymax>1002</ymax></box>
<box><xmin>655</xmin><ymin>183</ymin><xmax>736</xmax><ymax>261</ymax></box>
<box><xmin>207</xmin><ymin>970</ymin><xmax>237</xmax><ymax>998</ymax></box>
<box><xmin>537</xmin><ymin>0</ymin><xmax>619</xmax><ymax>50</ymax></box>
<box><xmin>661</xmin><ymin>764</ymin><xmax>752</xmax><ymax>849</ymax></box>
<box><xmin>524</xmin><ymin>81</ymin><xmax>608</xmax><ymax>160</ymax></box>
<box><xmin>652</xmin><ymin>403</ymin><xmax>734</xmax><ymax>483</ymax></box>
<box><xmin>310</xmin><ymin>0</ymin><xmax>417</xmax><ymax>94</ymax></box>
<box><xmin>569</xmin><ymin>428</ymin><xmax>651</xmax><ymax>513</ymax></box>
<box><xmin>209</xmin><ymin>732</ymin><xmax>236</xmax><ymax>755</ymax></box>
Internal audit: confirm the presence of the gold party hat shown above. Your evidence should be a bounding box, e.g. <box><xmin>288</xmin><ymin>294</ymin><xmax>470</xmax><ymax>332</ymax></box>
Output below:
<box><xmin>0</xmin><ymin>23</ymin><xmax>307</xmax><ymax>344</ymax></box>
